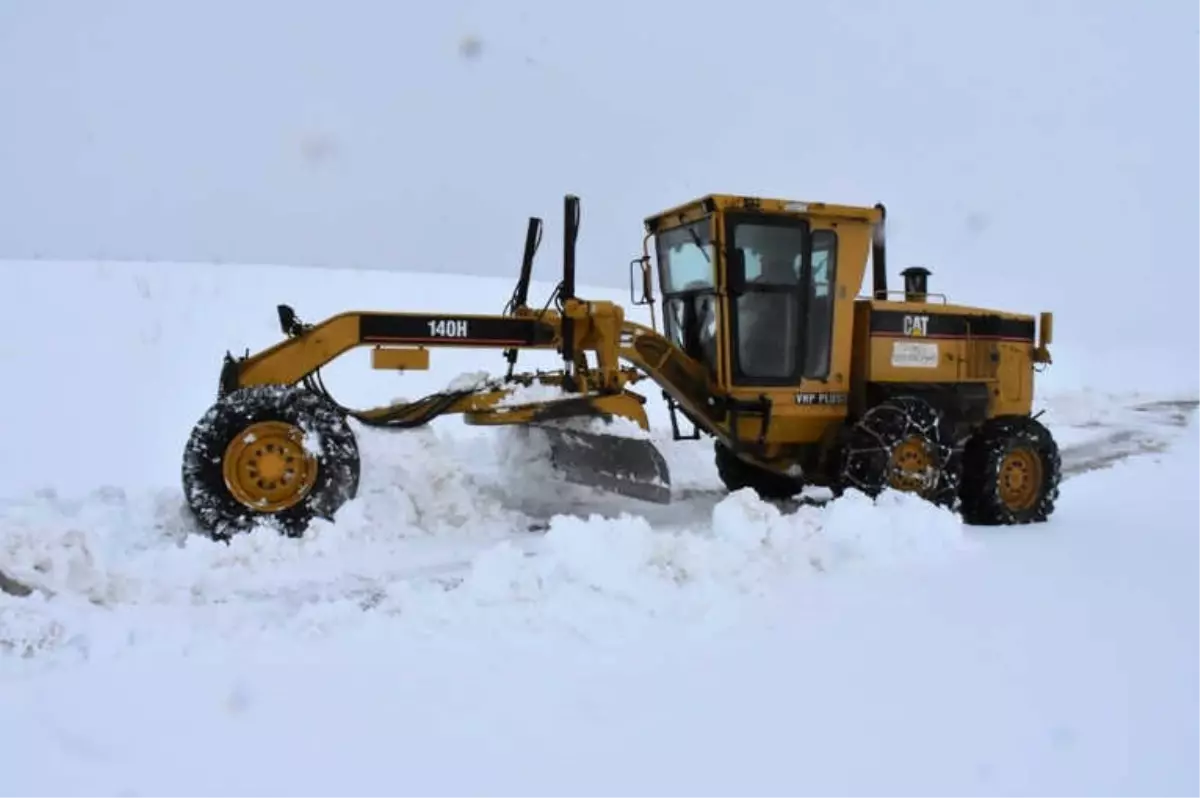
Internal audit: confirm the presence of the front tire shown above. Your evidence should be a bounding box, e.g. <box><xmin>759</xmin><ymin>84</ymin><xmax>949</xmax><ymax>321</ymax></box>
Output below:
<box><xmin>959</xmin><ymin>415</ymin><xmax>1061</xmax><ymax>525</ymax></box>
<box><xmin>182</xmin><ymin>385</ymin><xmax>361</xmax><ymax>541</ymax></box>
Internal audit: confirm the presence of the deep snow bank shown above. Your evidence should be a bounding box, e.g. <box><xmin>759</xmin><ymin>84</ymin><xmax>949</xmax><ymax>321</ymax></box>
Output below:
<box><xmin>0</xmin><ymin>417</ymin><xmax>1194</xmax><ymax>796</ymax></box>
<box><xmin>1</xmin><ymin>257</ymin><xmax>1195</xmax><ymax>666</ymax></box>
<box><xmin>0</xmin><ymin>459</ymin><xmax>968</xmax><ymax>663</ymax></box>
<box><xmin>1</xmin><ymin>257</ymin><xmax>1197</xmax><ymax>795</ymax></box>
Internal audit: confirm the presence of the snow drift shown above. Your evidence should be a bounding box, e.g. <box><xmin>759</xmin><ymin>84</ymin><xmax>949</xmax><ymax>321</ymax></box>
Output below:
<box><xmin>0</xmin><ymin>258</ymin><xmax>1196</xmax><ymax>796</ymax></box>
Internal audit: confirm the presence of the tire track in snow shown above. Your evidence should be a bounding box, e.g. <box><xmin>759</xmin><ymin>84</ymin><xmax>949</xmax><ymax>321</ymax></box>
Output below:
<box><xmin>1060</xmin><ymin>398</ymin><xmax>1197</xmax><ymax>477</ymax></box>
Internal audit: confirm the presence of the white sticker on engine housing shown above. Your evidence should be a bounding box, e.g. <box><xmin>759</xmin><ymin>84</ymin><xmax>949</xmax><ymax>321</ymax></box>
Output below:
<box><xmin>891</xmin><ymin>340</ymin><xmax>940</xmax><ymax>368</ymax></box>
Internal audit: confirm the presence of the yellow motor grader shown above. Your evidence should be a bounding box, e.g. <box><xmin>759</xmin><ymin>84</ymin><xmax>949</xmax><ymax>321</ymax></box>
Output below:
<box><xmin>181</xmin><ymin>193</ymin><xmax>1061</xmax><ymax>540</ymax></box>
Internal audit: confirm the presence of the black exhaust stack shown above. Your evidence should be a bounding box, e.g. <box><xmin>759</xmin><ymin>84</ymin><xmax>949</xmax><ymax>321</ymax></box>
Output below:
<box><xmin>562</xmin><ymin>194</ymin><xmax>579</xmax><ymax>301</ymax></box>
<box><xmin>514</xmin><ymin>216</ymin><xmax>542</xmax><ymax>309</ymax></box>
<box><xmin>872</xmin><ymin>202</ymin><xmax>888</xmax><ymax>300</ymax></box>
<box><xmin>560</xmin><ymin>194</ymin><xmax>581</xmax><ymax>387</ymax></box>
<box><xmin>503</xmin><ymin>216</ymin><xmax>543</xmax><ymax>378</ymax></box>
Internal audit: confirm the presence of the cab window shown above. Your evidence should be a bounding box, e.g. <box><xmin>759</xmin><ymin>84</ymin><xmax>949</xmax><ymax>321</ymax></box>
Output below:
<box><xmin>804</xmin><ymin>230</ymin><xmax>838</xmax><ymax>379</ymax></box>
<box><xmin>656</xmin><ymin>220</ymin><xmax>714</xmax><ymax>293</ymax></box>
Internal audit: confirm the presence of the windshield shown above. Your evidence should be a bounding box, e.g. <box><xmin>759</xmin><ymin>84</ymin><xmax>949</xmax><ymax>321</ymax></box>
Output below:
<box><xmin>656</xmin><ymin>220</ymin><xmax>713</xmax><ymax>293</ymax></box>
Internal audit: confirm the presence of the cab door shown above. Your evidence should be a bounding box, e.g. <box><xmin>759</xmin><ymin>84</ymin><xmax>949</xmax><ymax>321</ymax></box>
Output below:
<box><xmin>723</xmin><ymin>212</ymin><xmax>810</xmax><ymax>387</ymax></box>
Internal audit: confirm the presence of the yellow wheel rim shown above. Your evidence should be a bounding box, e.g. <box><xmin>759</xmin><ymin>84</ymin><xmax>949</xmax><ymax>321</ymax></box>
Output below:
<box><xmin>998</xmin><ymin>447</ymin><xmax>1043</xmax><ymax>511</ymax></box>
<box><xmin>889</xmin><ymin>435</ymin><xmax>934</xmax><ymax>493</ymax></box>
<box><xmin>222</xmin><ymin>421</ymin><xmax>318</xmax><ymax>512</ymax></box>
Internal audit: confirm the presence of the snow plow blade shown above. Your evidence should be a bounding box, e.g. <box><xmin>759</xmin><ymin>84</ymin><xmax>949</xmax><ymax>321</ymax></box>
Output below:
<box><xmin>535</xmin><ymin>423</ymin><xmax>672</xmax><ymax>504</ymax></box>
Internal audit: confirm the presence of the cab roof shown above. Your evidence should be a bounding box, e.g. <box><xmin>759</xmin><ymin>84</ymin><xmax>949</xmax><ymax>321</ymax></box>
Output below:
<box><xmin>643</xmin><ymin>193</ymin><xmax>883</xmax><ymax>233</ymax></box>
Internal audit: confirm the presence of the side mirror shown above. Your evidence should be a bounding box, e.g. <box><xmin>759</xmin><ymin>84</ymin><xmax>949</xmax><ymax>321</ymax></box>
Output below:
<box><xmin>726</xmin><ymin>248</ymin><xmax>746</xmax><ymax>294</ymax></box>
<box><xmin>628</xmin><ymin>256</ymin><xmax>654</xmax><ymax>306</ymax></box>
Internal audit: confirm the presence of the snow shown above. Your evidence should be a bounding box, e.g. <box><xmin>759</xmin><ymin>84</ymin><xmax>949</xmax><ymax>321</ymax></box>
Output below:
<box><xmin>445</xmin><ymin>370</ymin><xmax>495</xmax><ymax>393</ymax></box>
<box><xmin>0</xmin><ymin>257</ymin><xmax>1197</xmax><ymax>796</ymax></box>
<box><xmin>494</xmin><ymin>379</ymin><xmax>583</xmax><ymax>407</ymax></box>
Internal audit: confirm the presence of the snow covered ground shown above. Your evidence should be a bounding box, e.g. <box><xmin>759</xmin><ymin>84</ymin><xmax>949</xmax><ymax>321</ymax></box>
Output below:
<box><xmin>0</xmin><ymin>259</ymin><xmax>1197</xmax><ymax>796</ymax></box>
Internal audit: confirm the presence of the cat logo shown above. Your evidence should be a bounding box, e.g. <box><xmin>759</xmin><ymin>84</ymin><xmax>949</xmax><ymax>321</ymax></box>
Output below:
<box><xmin>903</xmin><ymin>314</ymin><xmax>930</xmax><ymax>337</ymax></box>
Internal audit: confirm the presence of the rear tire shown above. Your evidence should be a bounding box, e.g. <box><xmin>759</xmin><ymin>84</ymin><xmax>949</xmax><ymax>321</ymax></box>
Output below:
<box><xmin>714</xmin><ymin>441</ymin><xmax>805</xmax><ymax>500</ymax></box>
<box><xmin>182</xmin><ymin>385</ymin><xmax>361</xmax><ymax>541</ymax></box>
<box><xmin>837</xmin><ymin>395</ymin><xmax>961</xmax><ymax>508</ymax></box>
<box><xmin>959</xmin><ymin>415</ymin><xmax>1060</xmax><ymax>525</ymax></box>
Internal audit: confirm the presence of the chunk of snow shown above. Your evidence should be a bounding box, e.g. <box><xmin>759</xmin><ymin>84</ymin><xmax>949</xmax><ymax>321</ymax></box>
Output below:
<box><xmin>446</xmin><ymin>370</ymin><xmax>493</xmax><ymax>392</ymax></box>
<box><xmin>495</xmin><ymin>380</ymin><xmax>581</xmax><ymax>407</ymax></box>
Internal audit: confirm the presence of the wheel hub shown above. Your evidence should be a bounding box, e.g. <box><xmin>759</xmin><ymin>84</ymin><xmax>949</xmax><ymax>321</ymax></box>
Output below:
<box><xmin>222</xmin><ymin>420</ymin><xmax>318</xmax><ymax>512</ymax></box>
<box><xmin>889</xmin><ymin>435</ymin><xmax>936</xmax><ymax>493</ymax></box>
<box><xmin>998</xmin><ymin>447</ymin><xmax>1042</xmax><ymax>510</ymax></box>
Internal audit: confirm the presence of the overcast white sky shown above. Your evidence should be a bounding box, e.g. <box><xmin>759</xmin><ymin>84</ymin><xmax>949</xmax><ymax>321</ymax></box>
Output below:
<box><xmin>0</xmin><ymin>0</ymin><xmax>1195</xmax><ymax>347</ymax></box>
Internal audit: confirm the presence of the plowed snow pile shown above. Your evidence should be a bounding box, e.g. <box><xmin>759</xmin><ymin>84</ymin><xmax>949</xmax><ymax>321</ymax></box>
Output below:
<box><xmin>0</xmin><ymin>419</ymin><xmax>968</xmax><ymax>660</ymax></box>
<box><xmin>0</xmin><ymin>260</ymin><xmax>1196</xmax><ymax>795</ymax></box>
